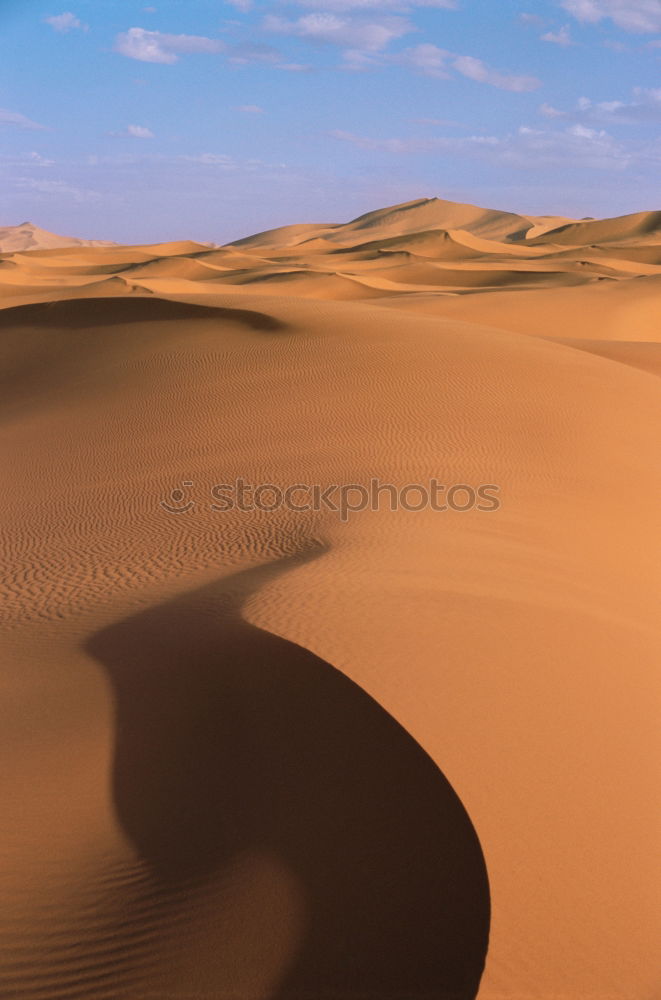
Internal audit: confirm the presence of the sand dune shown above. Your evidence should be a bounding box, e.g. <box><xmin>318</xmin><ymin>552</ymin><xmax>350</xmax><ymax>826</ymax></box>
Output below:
<box><xmin>1</xmin><ymin>197</ymin><xmax>659</xmax><ymax>1000</ymax></box>
<box><xmin>528</xmin><ymin>209</ymin><xmax>661</xmax><ymax>246</ymax></box>
<box><xmin>3</xmin><ymin>197</ymin><xmax>659</xmax><ymax>307</ymax></box>
<box><xmin>0</xmin><ymin>221</ymin><xmax>116</xmax><ymax>252</ymax></box>
<box><xmin>230</xmin><ymin>198</ymin><xmax>542</xmax><ymax>253</ymax></box>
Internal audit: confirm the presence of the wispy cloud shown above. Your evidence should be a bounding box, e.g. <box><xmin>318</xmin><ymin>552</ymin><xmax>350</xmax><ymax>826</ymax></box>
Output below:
<box><xmin>277</xmin><ymin>61</ymin><xmax>314</xmax><ymax>71</ymax></box>
<box><xmin>519</xmin><ymin>12</ymin><xmax>546</xmax><ymax>27</ymax></box>
<box><xmin>263</xmin><ymin>12</ymin><xmax>413</xmax><ymax>51</ymax></box>
<box><xmin>44</xmin><ymin>12</ymin><xmax>88</xmax><ymax>32</ymax></box>
<box><xmin>82</xmin><ymin>151</ymin><xmax>288</xmax><ymax>173</ymax></box>
<box><xmin>115</xmin><ymin>27</ymin><xmax>225</xmax><ymax>64</ymax></box>
<box><xmin>343</xmin><ymin>43</ymin><xmax>541</xmax><ymax>88</ymax></box>
<box><xmin>178</xmin><ymin>153</ymin><xmax>287</xmax><ymax>172</ymax></box>
<box><xmin>330</xmin><ymin>122</ymin><xmax>639</xmax><ymax>169</ymax></box>
<box><xmin>0</xmin><ymin>151</ymin><xmax>55</xmax><ymax>167</ymax></box>
<box><xmin>411</xmin><ymin>116</ymin><xmax>476</xmax><ymax>127</ymax></box>
<box><xmin>452</xmin><ymin>55</ymin><xmax>541</xmax><ymax>91</ymax></box>
<box><xmin>14</xmin><ymin>177</ymin><xmax>103</xmax><ymax>203</ymax></box>
<box><xmin>108</xmin><ymin>124</ymin><xmax>156</xmax><ymax>138</ymax></box>
<box><xmin>560</xmin><ymin>0</ymin><xmax>661</xmax><ymax>33</ymax></box>
<box><xmin>541</xmin><ymin>87</ymin><xmax>661</xmax><ymax>124</ymax></box>
<box><xmin>227</xmin><ymin>42</ymin><xmax>281</xmax><ymax>64</ymax></box>
<box><xmin>541</xmin><ymin>24</ymin><xmax>575</xmax><ymax>44</ymax></box>
<box><xmin>0</xmin><ymin>108</ymin><xmax>47</xmax><ymax>130</ymax></box>
<box><xmin>180</xmin><ymin>153</ymin><xmax>238</xmax><ymax>168</ymax></box>
<box><xmin>289</xmin><ymin>0</ymin><xmax>457</xmax><ymax>8</ymax></box>
<box><xmin>130</xmin><ymin>124</ymin><xmax>155</xmax><ymax>138</ymax></box>
<box><xmin>396</xmin><ymin>43</ymin><xmax>451</xmax><ymax>77</ymax></box>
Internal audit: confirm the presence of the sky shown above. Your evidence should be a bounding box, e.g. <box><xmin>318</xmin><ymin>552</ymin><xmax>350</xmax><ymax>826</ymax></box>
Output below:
<box><xmin>0</xmin><ymin>0</ymin><xmax>660</xmax><ymax>243</ymax></box>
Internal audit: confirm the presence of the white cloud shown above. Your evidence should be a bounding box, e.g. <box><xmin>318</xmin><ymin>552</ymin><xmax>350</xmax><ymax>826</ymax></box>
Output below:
<box><xmin>263</xmin><ymin>12</ymin><xmax>412</xmax><ymax>50</ymax></box>
<box><xmin>362</xmin><ymin>45</ymin><xmax>540</xmax><ymax>87</ymax></box>
<box><xmin>452</xmin><ymin>55</ymin><xmax>541</xmax><ymax>91</ymax></box>
<box><xmin>226</xmin><ymin>0</ymin><xmax>253</xmax><ymax>9</ymax></box>
<box><xmin>127</xmin><ymin>124</ymin><xmax>155</xmax><ymax>138</ymax></box>
<box><xmin>115</xmin><ymin>27</ymin><xmax>224</xmax><ymax>64</ymax></box>
<box><xmin>0</xmin><ymin>108</ymin><xmax>46</xmax><ymax>130</ymax></box>
<box><xmin>290</xmin><ymin>0</ymin><xmax>456</xmax><ymax>8</ymax></box>
<box><xmin>44</xmin><ymin>12</ymin><xmax>87</xmax><ymax>32</ymax></box>
<box><xmin>540</xmin><ymin>87</ymin><xmax>661</xmax><ymax>124</ymax></box>
<box><xmin>109</xmin><ymin>124</ymin><xmax>156</xmax><ymax>138</ymax></box>
<box><xmin>396</xmin><ymin>43</ymin><xmax>451</xmax><ymax>77</ymax></box>
<box><xmin>539</xmin><ymin>102</ymin><xmax>566</xmax><ymax>119</ymax></box>
<box><xmin>330</xmin><ymin>122</ymin><xmax>636</xmax><ymax>169</ymax></box>
<box><xmin>511</xmin><ymin>124</ymin><xmax>632</xmax><ymax>168</ymax></box>
<box><xmin>560</xmin><ymin>0</ymin><xmax>661</xmax><ymax>33</ymax></box>
<box><xmin>541</xmin><ymin>24</ymin><xmax>574</xmax><ymax>44</ymax></box>
<box><xmin>236</xmin><ymin>104</ymin><xmax>265</xmax><ymax>113</ymax></box>
<box><xmin>258</xmin><ymin>7</ymin><xmax>539</xmax><ymax>88</ymax></box>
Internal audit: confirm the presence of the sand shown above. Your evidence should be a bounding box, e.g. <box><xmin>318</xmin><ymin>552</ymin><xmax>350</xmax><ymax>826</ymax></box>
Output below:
<box><xmin>0</xmin><ymin>197</ymin><xmax>659</xmax><ymax>1000</ymax></box>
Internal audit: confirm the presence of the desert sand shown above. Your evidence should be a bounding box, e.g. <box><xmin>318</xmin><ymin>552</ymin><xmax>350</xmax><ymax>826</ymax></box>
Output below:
<box><xmin>0</xmin><ymin>197</ymin><xmax>659</xmax><ymax>1000</ymax></box>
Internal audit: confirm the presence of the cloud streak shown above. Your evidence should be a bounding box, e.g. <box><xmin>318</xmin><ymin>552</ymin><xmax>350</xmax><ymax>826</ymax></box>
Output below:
<box><xmin>330</xmin><ymin>122</ymin><xmax>641</xmax><ymax>170</ymax></box>
<box><xmin>14</xmin><ymin>177</ymin><xmax>103</xmax><ymax>203</ymax></box>
<box><xmin>289</xmin><ymin>0</ymin><xmax>457</xmax><ymax>8</ymax></box>
<box><xmin>541</xmin><ymin>88</ymin><xmax>661</xmax><ymax>125</ymax></box>
<box><xmin>263</xmin><ymin>12</ymin><xmax>413</xmax><ymax>51</ymax></box>
<box><xmin>115</xmin><ymin>27</ymin><xmax>225</xmax><ymax>64</ymax></box>
<box><xmin>312</xmin><ymin>39</ymin><xmax>541</xmax><ymax>90</ymax></box>
<box><xmin>128</xmin><ymin>124</ymin><xmax>155</xmax><ymax>138</ymax></box>
<box><xmin>452</xmin><ymin>55</ymin><xmax>541</xmax><ymax>91</ymax></box>
<box><xmin>0</xmin><ymin>108</ymin><xmax>47</xmax><ymax>130</ymax></box>
<box><xmin>560</xmin><ymin>0</ymin><xmax>661</xmax><ymax>33</ymax></box>
<box><xmin>541</xmin><ymin>24</ymin><xmax>575</xmax><ymax>44</ymax></box>
<box><xmin>44</xmin><ymin>12</ymin><xmax>88</xmax><ymax>32</ymax></box>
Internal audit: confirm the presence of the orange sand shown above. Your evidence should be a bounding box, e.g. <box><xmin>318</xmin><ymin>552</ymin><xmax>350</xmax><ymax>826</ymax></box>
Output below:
<box><xmin>1</xmin><ymin>198</ymin><xmax>659</xmax><ymax>999</ymax></box>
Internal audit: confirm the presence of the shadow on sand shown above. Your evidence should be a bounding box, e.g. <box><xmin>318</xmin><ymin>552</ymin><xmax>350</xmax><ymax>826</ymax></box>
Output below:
<box><xmin>86</xmin><ymin>550</ymin><xmax>490</xmax><ymax>999</ymax></box>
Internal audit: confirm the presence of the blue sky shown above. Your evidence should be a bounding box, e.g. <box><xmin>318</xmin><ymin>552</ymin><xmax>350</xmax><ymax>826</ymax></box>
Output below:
<box><xmin>1</xmin><ymin>0</ymin><xmax>660</xmax><ymax>242</ymax></box>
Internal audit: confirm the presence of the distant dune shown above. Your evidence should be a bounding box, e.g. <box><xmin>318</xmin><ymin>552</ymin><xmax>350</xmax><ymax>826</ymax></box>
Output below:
<box><xmin>1</xmin><ymin>197</ymin><xmax>659</xmax><ymax>1000</ymax></box>
<box><xmin>0</xmin><ymin>221</ymin><xmax>117</xmax><ymax>253</ymax></box>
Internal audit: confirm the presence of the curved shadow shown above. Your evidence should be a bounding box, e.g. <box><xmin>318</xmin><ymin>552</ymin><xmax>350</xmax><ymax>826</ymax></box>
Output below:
<box><xmin>86</xmin><ymin>551</ymin><xmax>490</xmax><ymax>999</ymax></box>
<box><xmin>0</xmin><ymin>296</ymin><xmax>285</xmax><ymax>331</ymax></box>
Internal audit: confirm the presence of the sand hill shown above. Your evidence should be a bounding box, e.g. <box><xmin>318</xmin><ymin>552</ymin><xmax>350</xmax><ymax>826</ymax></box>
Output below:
<box><xmin>0</xmin><ymin>221</ymin><xmax>116</xmax><ymax>253</ymax></box>
<box><xmin>0</xmin><ymin>197</ymin><xmax>659</xmax><ymax>1000</ymax></box>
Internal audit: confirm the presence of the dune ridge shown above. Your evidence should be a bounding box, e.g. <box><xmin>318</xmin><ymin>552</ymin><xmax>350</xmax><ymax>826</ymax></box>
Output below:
<box><xmin>2</xmin><ymin>198</ymin><xmax>660</xmax><ymax>342</ymax></box>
